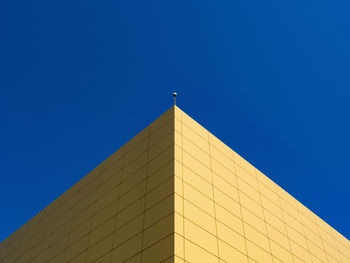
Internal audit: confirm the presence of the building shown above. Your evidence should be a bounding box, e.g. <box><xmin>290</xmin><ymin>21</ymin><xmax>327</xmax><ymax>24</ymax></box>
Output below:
<box><xmin>0</xmin><ymin>106</ymin><xmax>349</xmax><ymax>263</ymax></box>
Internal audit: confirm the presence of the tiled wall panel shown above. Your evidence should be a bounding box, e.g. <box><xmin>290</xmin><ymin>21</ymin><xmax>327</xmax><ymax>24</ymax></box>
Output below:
<box><xmin>0</xmin><ymin>107</ymin><xmax>175</xmax><ymax>263</ymax></box>
<box><xmin>174</xmin><ymin>106</ymin><xmax>350</xmax><ymax>263</ymax></box>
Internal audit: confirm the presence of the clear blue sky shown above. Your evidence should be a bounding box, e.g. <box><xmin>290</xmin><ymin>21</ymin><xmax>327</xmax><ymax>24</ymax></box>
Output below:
<box><xmin>1</xmin><ymin>0</ymin><xmax>349</xmax><ymax>242</ymax></box>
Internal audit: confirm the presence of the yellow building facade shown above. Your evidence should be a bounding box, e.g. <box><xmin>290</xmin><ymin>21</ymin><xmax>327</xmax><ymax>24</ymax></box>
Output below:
<box><xmin>0</xmin><ymin>106</ymin><xmax>349</xmax><ymax>263</ymax></box>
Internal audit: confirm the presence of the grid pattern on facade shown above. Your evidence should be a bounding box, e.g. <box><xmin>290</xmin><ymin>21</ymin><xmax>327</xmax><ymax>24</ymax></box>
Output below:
<box><xmin>1</xmin><ymin>106</ymin><xmax>349</xmax><ymax>263</ymax></box>
<box><xmin>173</xmin><ymin>106</ymin><xmax>350</xmax><ymax>263</ymax></box>
<box><xmin>0</xmin><ymin>107</ymin><xmax>176</xmax><ymax>263</ymax></box>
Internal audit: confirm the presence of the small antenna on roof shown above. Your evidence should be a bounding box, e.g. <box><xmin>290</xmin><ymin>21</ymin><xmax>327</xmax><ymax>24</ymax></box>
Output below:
<box><xmin>172</xmin><ymin>92</ymin><xmax>177</xmax><ymax>106</ymax></box>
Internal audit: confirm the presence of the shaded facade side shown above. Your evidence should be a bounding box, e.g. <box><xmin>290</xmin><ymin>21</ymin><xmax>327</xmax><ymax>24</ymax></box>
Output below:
<box><xmin>173</xmin><ymin>106</ymin><xmax>350</xmax><ymax>263</ymax></box>
<box><xmin>0</xmin><ymin>107</ymin><xmax>176</xmax><ymax>263</ymax></box>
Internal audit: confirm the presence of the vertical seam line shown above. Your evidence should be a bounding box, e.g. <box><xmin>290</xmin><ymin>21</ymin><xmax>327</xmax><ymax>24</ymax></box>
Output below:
<box><xmin>140</xmin><ymin>127</ymin><xmax>151</xmax><ymax>262</ymax></box>
<box><xmin>207</xmin><ymin>134</ymin><xmax>221</xmax><ymax>261</ymax></box>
